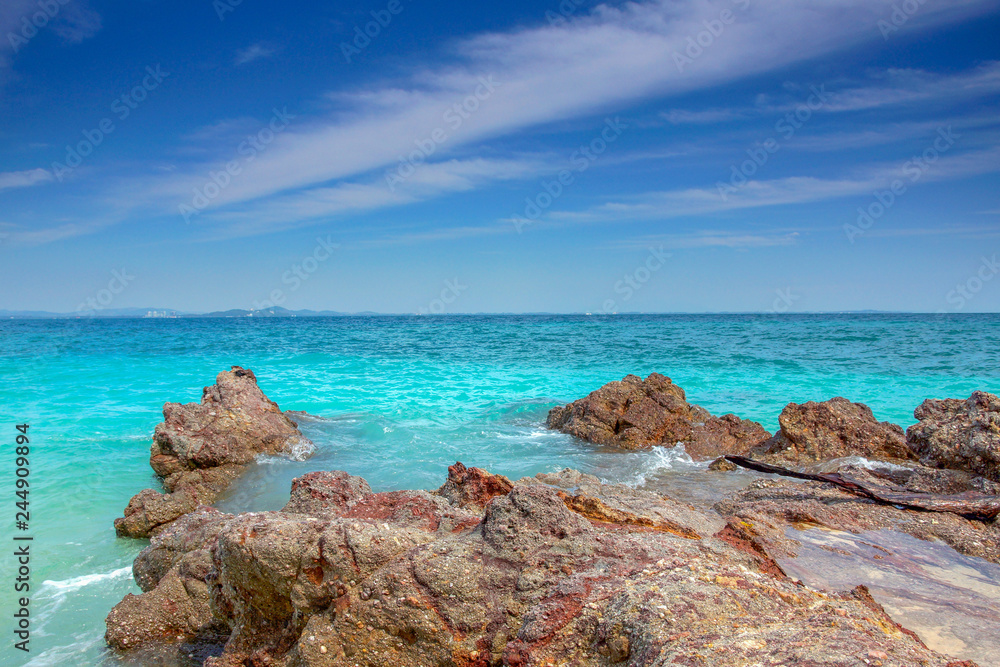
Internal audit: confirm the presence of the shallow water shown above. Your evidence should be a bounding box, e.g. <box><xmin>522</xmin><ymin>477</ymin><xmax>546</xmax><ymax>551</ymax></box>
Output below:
<box><xmin>780</xmin><ymin>528</ymin><xmax>1000</xmax><ymax>665</ymax></box>
<box><xmin>0</xmin><ymin>313</ymin><xmax>997</xmax><ymax>666</ymax></box>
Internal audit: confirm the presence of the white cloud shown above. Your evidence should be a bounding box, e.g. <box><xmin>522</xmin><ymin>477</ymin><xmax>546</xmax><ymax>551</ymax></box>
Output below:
<box><xmin>198</xmin><ymin>156</ymin><xmax>546</xmax><ymax>239</ymax></box>
<box><xmin>234</xmin><ymin>43</ymin><xmax>277</xmax><ymax>66</ymax></box>
<box><xmin>0</xmin><ymin>168</ymin><xmax>52</xmax><ymax>191</ymax></box>
<box><xmin>145</xmin><ymin>0</ymin><xmax>998</xmax><ymax>214</ymax></box>
<box><xmin>661</xmin><ymin>62</ymin><xmax>1000</xmax><ymax>126</ymax></box>
<box><xmin>551</xmin><ymin>144</ymin><xmax>1000</xmax><ymax>223</ymax></box>
<box><xmin>614</xmin><ymin>230</ymin><xmax>801</xmax><ymax>250</ymax></box>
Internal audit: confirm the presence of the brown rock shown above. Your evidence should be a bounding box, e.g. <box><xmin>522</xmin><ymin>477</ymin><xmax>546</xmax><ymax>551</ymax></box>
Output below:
<box><xmin>106</xmin><ymin>508</ymin><xmax>233</xmax><ymax>652</ymax></box>
<box><xmin>109</xmin><ymin>467</ymin><xmax>970</xmax><ymax>667</ymax></box>
<box><xmin>907</xmin><ymin>391</ymin><xmax>1000</xmax><ymax>482</ymax></box>
<box><xmin>751</xmin><ymin>397</ymin><xmax>913</xmax><ymax>465</ymax></box>
<box><xmin>282</xmin><ymin>470</ymin><xmax>372</xmax><ymax>515</ymax></box>
<box><xmin>436</xmin><ymin>461</ymin><xmax>513</xmax><ymax>510</ymax></box>
<box><xmin>547</xmin><ymin>373</ymin><xmax>770</xmax><ymax>459</ymax></box>
<box><xmin>115</xmin><ymin>367</ymin><xmax>311</xmax><ymax>538</ymax></box>
<box><xmin>709</xmin><ymin>456</ymin><xmax>738</xmax><ymax>471</ymax></box>
<box><xmin>714</xmin><ymin>464</ymin><xmax>1000</xmax><ymax>565</ymax></box>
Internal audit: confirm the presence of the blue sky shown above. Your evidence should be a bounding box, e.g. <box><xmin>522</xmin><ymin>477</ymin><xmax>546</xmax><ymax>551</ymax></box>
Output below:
<box><xmin>1</xmin><ymin>0</ymin><xmax>999</xmax><ymax>314</ymax></box>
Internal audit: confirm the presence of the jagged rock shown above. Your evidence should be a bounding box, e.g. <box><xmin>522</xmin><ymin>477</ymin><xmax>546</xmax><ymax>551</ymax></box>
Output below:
<box><xmin>435</xmin><ymin>461</ymin><xmax>513</xmax><ymax>510</ymax></box>
<box><xmin>547</xmin><ymin>373</ymin><xmax>770</xmax><ymax>459</ymax></box>
<box><xmin>750</xmin><ymin>397</ymin><xmax>914</xmax><ymax>465</ymax></box>
<box><xmin>108</xmin><ymin>464</ymin><xmax>972</xmax><ymax>667</ymax></box>
<box><xmin>907</xmin><ymin>391</ymin><xmax>1000</xmax><ymax>482</ymax></box>
<box><xmin>714</xmin><ymin>463</ymin><xmax>1000</xmax><ymax>565</ymax></box>
<box><xmin>282</xmin><ymin>470</ymin><xmax>372</xmax><ymax>515</ymax></box>
<box><xmin>709</xmin><ymin>456</ymin><xmax>738</xmax><ymax>471</ymax></box>
<box><xmin>115</xmin><ymin>367</ymin><xmax>311</xmax><ymax>538</ymax></box>
<box><xmin>151</xmin><ymin>366</ymin><xmax>305</xmax><ymax>472</ymax></box>
<box><xmin>106</xmin><ymin>508</ymin><xmax>233</xmax><ymax>652</ymax></box>
<box><xmin>132</xmin><ymin>507</ymin><xmax>232</xmax><ymax>592</ymax></box>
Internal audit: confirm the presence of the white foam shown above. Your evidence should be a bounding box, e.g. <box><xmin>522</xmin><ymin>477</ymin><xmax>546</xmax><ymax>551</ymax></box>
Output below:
<box><xmin>809</xmin><ymin>455</ymin><xmax>913</xmax><ymax>475</ymax></box>
<box><xmin>40</xmin><ymin>566</ymin><xmax>132</xmax><ymax>595</ymax></box>
<box><xmin>256</xmin><ymin>436</ymin><xmax>316</xmax><ymax>464</ymax></box>
<box><xmin>612</xmin><ymin>444</ymin><xmax>697</xmax><ymax>487</ymax></box>
<box><xmin>285</xmin><ymin>436</ymin><xmax>316</xmax><ymax>461</ymax></box>
<box><xmin>24</xmin><ymin>632</ymin><xmax>103</xmax><ymax>667</ymax></box>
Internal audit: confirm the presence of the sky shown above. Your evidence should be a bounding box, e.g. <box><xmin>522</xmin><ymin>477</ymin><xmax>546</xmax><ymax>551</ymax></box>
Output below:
<box><xmin>1</xmin><ymin>0</ymin><xmax>999</xmax><ymax>314</ymax></box>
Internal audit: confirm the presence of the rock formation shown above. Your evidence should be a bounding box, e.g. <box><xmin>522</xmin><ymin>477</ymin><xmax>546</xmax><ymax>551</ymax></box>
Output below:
<box><xmin>714</xmin><ymin>462</ymin><xmax>1000</xmax><ymax>566</ymax></box>
<box><xmin>907</xmin><ymin>391</ymin><xmax>1000</xmax><ymax>482</ymax></box>
<box><xmin>546</xmin><ymin>373</ymin><xmax>771</xmax><ymax>459</ymax></box>
<box><xmin>107</xmin><ymin>464</ymin><xmax>978</xmax><ymax>667</ymax></box>
<box><xmin>114</xmin><ymin>367</ymin><xmax>311</xmax><ymax>538</ymax></box>
<box><xmin>748</xmin><ymin>397</ymin><xmax>914</xmax><ymax>465</ymax></box>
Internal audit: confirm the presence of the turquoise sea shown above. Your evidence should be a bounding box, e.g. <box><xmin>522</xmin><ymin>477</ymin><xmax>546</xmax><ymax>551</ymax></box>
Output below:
<box><xmin>0</xmin><ymin>314</ymin><xmax>998</xmax><ymax>666</ymax></box>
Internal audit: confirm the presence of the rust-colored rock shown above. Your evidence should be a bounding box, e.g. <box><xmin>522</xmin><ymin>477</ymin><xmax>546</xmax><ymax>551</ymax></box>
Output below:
<box><xmin>750</xmin><ymin>396</ymin><xmax>914</xmax><ymax>465</ymax></box>
<box><xmin>547</xmin><ymin>373</ymin><xmax>770</xmax><ymax>459</ymax></box>
<box><xmin>907</xmin><ymin>391</ymin><xmax>1000</xmax><ymax>482</ymax></box>
<box><xmin>282</xmin><ymin>470</ymin><xmax>372</xmax><ymax>515</ymax></box>
<box><xmin>114</xmin><ymin>367</ymin><xmax>311</xmax><ymax>538</ymax></box>
<box><xmin>108</xmin><ymin>466</ymin><xmax>972</xmax><ymax>667</ymax></box>
<box><xmin>436</xmin><ymin>461</ymin><xmax>513</xmax><ymax>510</ymax></box>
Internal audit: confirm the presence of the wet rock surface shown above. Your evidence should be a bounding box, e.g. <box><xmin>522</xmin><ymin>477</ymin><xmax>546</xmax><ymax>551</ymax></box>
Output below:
<box><xmin>713</xmin><ymin>462</ymin><xmax>1000</xmax><ymax>565</ymax></box>
<box><xmin>108</xmin><ymin>464</ymin><xmax>979</xmax><ymax>667</ymax></box>
<box><xmin>115</xmin><ymin>367</ymin><xmax>310</xmax><ymax>538</ymax></box>
<box><xmin>750</xmin><ymin>397</ymin><xmax>914</xmax><ymax>465</ymax></box>
<box><xmin>907</xmin><ymin>391</ymin><xmax>1000</xmax><ymax>482</ymax></box>
<box><xmin>546</xmin><ymin>373</ymin><xmax>771</xmax><ymax>459</ymax></box>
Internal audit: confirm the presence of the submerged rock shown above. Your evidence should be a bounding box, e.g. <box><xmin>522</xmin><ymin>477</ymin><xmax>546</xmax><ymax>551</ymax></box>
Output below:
<box><xmin>547</xmin><ymin>373</ymin><xmax>770</xmax><ymax>459</ymax></box>
<box><xmin>107</xmin><ymin>463</ymin><xmax>975</xmax><ymax>667</ymax></box>
<box><xmin>114</xmin><ymin>367</ymin><xmax>311</xmax><ymax>538</ymax></box>
<box><xmin>907</xmin><ymin>391</ymin><xmax>1000</xmax><ymax>482</ymax></box>
<box><xmin>750</xmin><ymin>397</ymin><xmax>914</xmax><ymax>465</ymax></box>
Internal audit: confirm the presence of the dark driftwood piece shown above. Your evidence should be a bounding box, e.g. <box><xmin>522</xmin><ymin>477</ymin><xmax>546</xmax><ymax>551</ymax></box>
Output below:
<box><xmin>724</xmin><ymin>455</ymin><xmax>1000</xmax><ymax>521</ymax></box>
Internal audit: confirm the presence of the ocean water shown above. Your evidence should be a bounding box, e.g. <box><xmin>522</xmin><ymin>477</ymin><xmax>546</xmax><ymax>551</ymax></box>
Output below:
<box><xmin>0</xmin><ymin>313</ymin><xmax>997</xmax><ymax>666</ymax></box>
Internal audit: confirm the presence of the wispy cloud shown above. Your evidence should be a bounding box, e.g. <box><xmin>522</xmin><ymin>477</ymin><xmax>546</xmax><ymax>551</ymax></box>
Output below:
<box><xmin>662</xmin><ymin>62</ymin><xmax>1000</xmax><ymax>126</ymax></box>
<box><xmin>138</xmin><ymin>0</ymin><xmax>999</xmax><ymax>214</ymax></box>
<box><xmin>551</xmin><ymin>144</ymin><xmax>1000</xmax><ymax>223</ymax></box>
<box><xmin>234</xmin><ymin>42</ymin><xmax>277</xmax><ymax>66</ymax></box>
<box><xmin>0</xmin><ymin>168</ymin><xmax>53</xmax><ymax>191</ymax></box>
<box><xmin>198</xmin><ymin>156</ymin><xmax>546</xmax><ymax>239</ymax></box>
<box><xmin>10</xmin><ymin>0</ymin><xmax>1000</xmax><ymax>244</ymax></box>
<box><xmin>614</xmin><ymin>230</ymin><xmax>801</xmax><ymax>250</ymax></box>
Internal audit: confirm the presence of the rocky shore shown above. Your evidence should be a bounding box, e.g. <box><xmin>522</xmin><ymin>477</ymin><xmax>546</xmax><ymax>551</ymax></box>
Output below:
<box><xmin>106</xmin><ymin>370</ymin><xmax>998</xmax><ymax>666</ymax></box>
